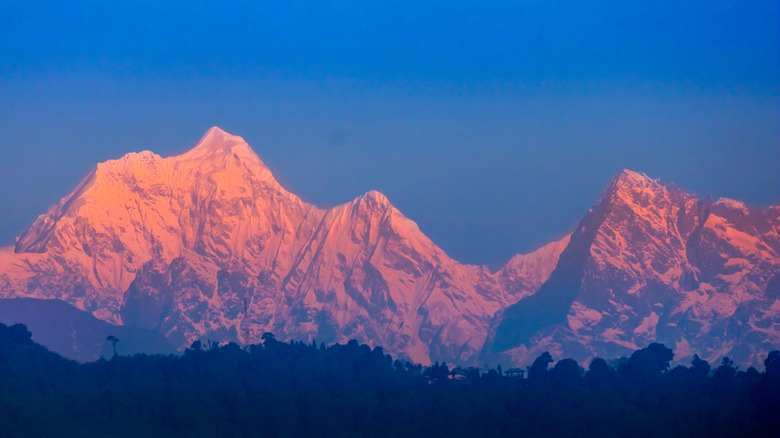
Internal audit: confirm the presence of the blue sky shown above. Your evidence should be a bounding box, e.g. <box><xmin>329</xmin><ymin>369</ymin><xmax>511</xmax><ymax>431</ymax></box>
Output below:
<box><xmin>1</xmin><ymin>1</ymin><xmax>778</xmax><ymax>267</ymax></box>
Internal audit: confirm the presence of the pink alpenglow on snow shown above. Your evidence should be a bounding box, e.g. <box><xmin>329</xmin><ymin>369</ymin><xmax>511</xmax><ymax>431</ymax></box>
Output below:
<box><xmin>2</xmin><ymin>129</ymin><xmax>778</xmax><ymax>368</ymax></box>
<box><xmin>484</xmin><ymin>170</ymin><xmax>780</xmax><ymax>368</ymax></box>
<box><xmin>0</xmin><ymin>127</ymin><xmax>565</xmax><ymax>365</ymax></box>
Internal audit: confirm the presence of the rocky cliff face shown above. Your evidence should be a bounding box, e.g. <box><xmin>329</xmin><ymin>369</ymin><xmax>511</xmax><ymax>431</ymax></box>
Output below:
<box><xmin>0</xmin><ymin>127</ymin><xmax>565</xmax><ymax>364</ymax></box>
<box><xmin>485</xmin><ymin>170</ymin><xmax>780</xmax><ymax>367</ymax></box>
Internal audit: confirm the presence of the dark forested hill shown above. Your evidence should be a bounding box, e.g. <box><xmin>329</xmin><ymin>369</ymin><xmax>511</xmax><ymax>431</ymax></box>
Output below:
<box><xmin>0</xmin><ymin>322</ymin><xmax>778</xmax><ymax>437</ymax></box>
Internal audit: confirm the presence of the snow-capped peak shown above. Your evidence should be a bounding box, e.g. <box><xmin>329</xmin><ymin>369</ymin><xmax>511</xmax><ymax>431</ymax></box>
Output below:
<box><xmin>195</xmin><ymin>126</ymin><xmax>246</xmax><ymax>150</ymax></box>
<box><xmin>179</xmin><ymin>126</ymin><xmax>263</xmax><ymax>166</ymax></box>
<box><xmin>611</xmin><ymin>169</ymin><xmax>656</xmax><ymax>188</ymax></box>
<box><xmin>597</xmin><ymin>169</ymin><xmax>673</xmax><ymax>215</ymax></box>
<box><xmin>359</xmin><ymin>190</ymin><xmax>391</xmax><ymax>206</ymax></box>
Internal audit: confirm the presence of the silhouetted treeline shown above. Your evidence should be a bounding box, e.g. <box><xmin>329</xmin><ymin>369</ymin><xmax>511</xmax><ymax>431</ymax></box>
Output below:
<box><xmin>1</xmin><ymin>323</ymin><xmax>778</xmax><ymax>437</ymax></box>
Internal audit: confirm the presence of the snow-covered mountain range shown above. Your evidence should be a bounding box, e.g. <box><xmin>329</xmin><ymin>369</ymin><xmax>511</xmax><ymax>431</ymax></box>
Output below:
<box><xmin>1</xmin><ymin>128</ymin><xmax>777</xmax><ymax>366</ymax></box>
<box><xmin>0</xmin><ymin>127</ymin><xmax>565</xmax><ymax>364</ymax></box>
<box><xmin>483</xmin><ymin>170</ymin><xmax>780</xmax><ymax>367</ymax></box>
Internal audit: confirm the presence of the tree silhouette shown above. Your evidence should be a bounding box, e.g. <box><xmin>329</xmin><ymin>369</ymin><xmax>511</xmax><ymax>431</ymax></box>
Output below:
<box><xmin>586</xmin><ymin>357</ymin><xmax>614</xmax><ymax>385</ymax></box>
<box><xmin>622</xmin><ymin>343</ymin><xmax>673</xmax><ymax>382</ymax></box>
<box><xmin>690</xmin><ymin>354</ymin><xmax>710</xmax><ymax>378</ymax></box>
<box><xmin>261</xmin><ymin>332</ymin><xmax>276</xmax><ymax>345</ymax></box>
<box><xmin>106</xmin><ymin>335</ymin><xmax>119</xmax><ymax>357</ymax></box>
<box><xmin>528</xmin><ymin>351</ymin><xmax>553</xmax><ymax>380</ymax></box>
<box><xmin>552</xmin><ymin>358</ymin><xmax>581</xmax><ymax>386</ymax></box>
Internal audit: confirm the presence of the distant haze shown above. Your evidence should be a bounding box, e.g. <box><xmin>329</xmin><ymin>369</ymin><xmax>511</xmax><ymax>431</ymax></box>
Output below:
<box><xmin>0</xmin><ymin>2</ymin><xmax>778</xmax><ymax>268</ymax></box>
